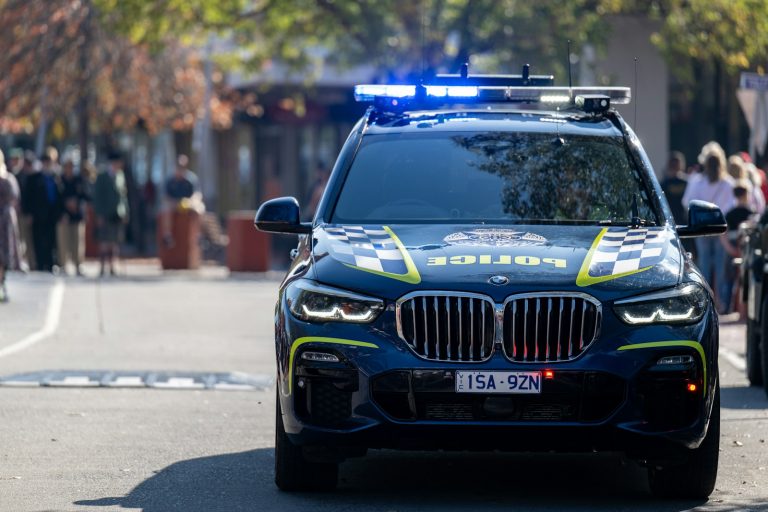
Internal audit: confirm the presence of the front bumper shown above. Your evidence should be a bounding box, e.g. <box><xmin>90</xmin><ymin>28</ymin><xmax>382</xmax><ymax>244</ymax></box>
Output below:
<box><xmin>277</xmin><ymin>303</ymin><xmax>718</xmax><ymax>457</ymax></box>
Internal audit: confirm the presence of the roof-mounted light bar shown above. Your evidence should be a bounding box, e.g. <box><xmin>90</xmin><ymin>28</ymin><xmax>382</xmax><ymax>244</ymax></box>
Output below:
<box><xmin>354</xmin><ymin>84</ymin><xmax>631</xmax><ymax>106</ymax></box>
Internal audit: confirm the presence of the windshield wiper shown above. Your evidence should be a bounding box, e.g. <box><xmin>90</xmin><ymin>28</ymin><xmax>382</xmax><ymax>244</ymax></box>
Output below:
<box><xmin>597</xmin><ymin>195</ymin><xmax>655</xmax><ymax>227</ymax></box>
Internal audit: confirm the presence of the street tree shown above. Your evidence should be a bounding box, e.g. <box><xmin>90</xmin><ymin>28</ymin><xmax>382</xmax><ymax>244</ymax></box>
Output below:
<box><xmin>0</xmin><ymin>0</ymin><xmax>236</xmax><ymax>162</ymax></box>
<box><xmin>101</xmin><ymin>0</ymin><xmax>613</xmax><ymax>83</ymax></box>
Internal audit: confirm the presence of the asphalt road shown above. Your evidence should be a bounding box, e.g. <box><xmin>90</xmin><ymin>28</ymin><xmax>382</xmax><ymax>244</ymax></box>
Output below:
<box><xmin>1</xmin><ymin>265</ymin><xmax>768</xmax><ymax>511</ymax></box>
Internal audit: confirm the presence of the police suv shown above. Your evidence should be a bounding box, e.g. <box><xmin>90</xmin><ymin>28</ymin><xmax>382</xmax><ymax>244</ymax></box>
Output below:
<box><xmin>255</xmin><ymin>67</ymin><xmax>726</xmax><ymax>498</ymax></box>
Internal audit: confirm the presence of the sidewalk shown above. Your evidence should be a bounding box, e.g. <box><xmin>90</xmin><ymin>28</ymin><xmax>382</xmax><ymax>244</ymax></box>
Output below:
<box><xmin>35</xmin><ymin>258</ymin><xmax>285</xmax><ymax>282</ymax></box>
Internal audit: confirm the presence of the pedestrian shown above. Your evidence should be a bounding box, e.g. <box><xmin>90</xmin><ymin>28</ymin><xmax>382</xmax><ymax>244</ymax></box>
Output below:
<box><xmin>682</xmin><ymin>142</ymin><xmax>734</xmax><ymax>312</ymax></box>
<box><xmin>728</xmin><ymin>154</ymin><xmax>765</xmax><ymax>213</ymax></box>
<box><xmin>8</xmin><ymin>148</ymin><xmax>23</xmax><ymax>175</ymax></box>
<box><xmin>92</xmin><ymin>152</ymin><xmax>129</xmax><ymax>276</ymax></box>
<box><xmin>160</xmin><ymin>154</ymin><xmax>203</xmax><ymax>248</ymax></box>
<box><xmin>9</xmin><ymin>150</ymin><xmax>33</xmax><ymax>271</ymax></box>
<box><xmin>721</xmin><ymin>180</ymin><xmax>756</xmax><ymax>314</ymax></box>
<box><xmin>0</xmin><ymin>149</ymin><xmax>22</xmax><ymax>302</ymax></box>
<box><xmin>304</xmin><ymin>161</ymin><xmax>330</xmax><ymax>220</ymax></box>
<box><xmin>56</xmin><ymin>159</ymin><xmax>90</xmax><ymax>276</ymax></box>
<box><xmin>740</xmin><ymin>151</ymin><xmax>768</xmax><ymax>203</ymax></box>
<box><xmin>22</xmin><ymin>147</ymin><xmax>62</xmax><ymax>272</ymax></box>
<box><xmin>661</xmin><ymin>151</ymin><xmax>688</xmax><ymax>224</ymax></box>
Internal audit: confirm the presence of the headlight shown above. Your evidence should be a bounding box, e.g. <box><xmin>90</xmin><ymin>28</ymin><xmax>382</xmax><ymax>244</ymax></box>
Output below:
<box><xmin>286</xmin><ymin>280</ymin><xmax>384</xmax><ymax>323</ymax></box>
<box><xmin>613</xmin><ymin>283</ymin><xmax>708</xmax><ymax>325</ymax></box>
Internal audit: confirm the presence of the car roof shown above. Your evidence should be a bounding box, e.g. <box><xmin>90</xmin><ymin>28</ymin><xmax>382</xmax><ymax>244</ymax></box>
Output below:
<box><xmin>364</xmin><ymin>110</ymin><xmax>624</xmax><ymax>137</ymax></box>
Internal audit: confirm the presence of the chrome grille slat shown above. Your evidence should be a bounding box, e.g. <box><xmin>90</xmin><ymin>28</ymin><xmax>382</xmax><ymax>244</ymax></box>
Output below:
<box><xmin>568</xmin><ymin>298</ymin><xmax>576</xmax><ymax>358</ymax></box>
<box><xmin>422</xmin><ymin>297</ymin><xmax>428</xmax><ymax>358</ymax></box>
<box><xmin>545</xmin><ymin>297</ymin><xmax>552</xmax><ymax>360</ymax></box>
<box><xmin>446</xmin><ymin>297</ymin><xmax>452</xmax><ymax>360</ymax></box>
<box><xmin>457</xmin><ymin>297</ymin><xmax>463</xmax><ymax>360</ymax></box>
<box><xmin>469</xmin><ymin>299</ymin><xmax>475</xmax><ymax>359</ymax></box>
<box><xmin>480</xmin><ymin>300</ymin><xmax>486</xmax><ymax>359</ymax></box>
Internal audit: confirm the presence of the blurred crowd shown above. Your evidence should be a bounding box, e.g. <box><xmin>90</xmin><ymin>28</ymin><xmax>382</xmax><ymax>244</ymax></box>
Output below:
<box><xmin>0</xmin><ymin>146</ymin><xmax>131</xmax><ymax>297</ymax></box>
<box><xmin>663</xmin><ymin>142</ymin><xmax>766</xmax><ymax>315</ymax></box>
<box><xmin>0</xmin><ymin>146</ymin><xmax>205</xmax><ymax>302</ymax></box>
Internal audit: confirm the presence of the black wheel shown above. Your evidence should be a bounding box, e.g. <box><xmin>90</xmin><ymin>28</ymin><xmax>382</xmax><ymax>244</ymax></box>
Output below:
<box><xmin>747</xmin><ymin>317</ymin><xmax>763</xmax><ymax>386</ymax></box>
<box><xmin>648</xmin><ymin>383</ymin><xmax>720</xmax><ymax>499</ymax></box>
<box><xmin>274</xmin><ymin>390</ymin><xmax>338</xmax><ymax>492</ymax></box>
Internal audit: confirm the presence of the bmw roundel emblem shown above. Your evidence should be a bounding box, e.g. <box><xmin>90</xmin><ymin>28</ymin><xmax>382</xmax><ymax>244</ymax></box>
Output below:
<box><xmin>489</xmin><ymin>275</ymin><xmax>509</xmax><ymax>286</ymax></box>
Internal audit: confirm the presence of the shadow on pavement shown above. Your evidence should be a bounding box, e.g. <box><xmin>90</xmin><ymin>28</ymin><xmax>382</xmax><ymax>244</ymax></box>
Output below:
<box><xmin>721</xmin><ymin>385</ymin><xmax>768</xmax><ymax>410</ymax></box>
<box><xmin>70</xmin><ymin>448</ymin><xmax>737</xmax><ymax>512</ymax></box>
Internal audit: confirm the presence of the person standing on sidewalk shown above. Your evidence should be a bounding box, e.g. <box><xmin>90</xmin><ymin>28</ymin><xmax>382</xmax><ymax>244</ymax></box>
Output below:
<box><xmin>160</xmin><ymin>154</ymin><xmax>202</xmax><ymax>248</ymax></box>
<box><xmin>56</xmin><ymin>159</ymin><xmax>90</xmax><ymax>276</ymax></box>
<box><xmin>23</xmin><ymin>148</ymin><xmax>62</xmax><ymax>272</ymax></box>
<box><xmin>683</xmin><ymin>142</ymin><xmax>734</xmax><ymax>312</ymax></box>
<box><xmin>15</xmin><ymin>151</ymin><xmax>36</xmax><ymax>270</ymax></box>
<box><xmin>93</xmin><ymin>152</ymin><xmax>128</xmax><ymax>277</ymax></box>
<box><xmin>0</xmin><ymin>150</ymin><xmax>22</xmax><ymax>302</ymax></box>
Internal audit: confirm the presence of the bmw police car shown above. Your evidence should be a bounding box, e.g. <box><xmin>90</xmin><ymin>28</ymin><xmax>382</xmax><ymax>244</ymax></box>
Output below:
<box><xmin>255</xmin><ymin>66</ymin><xmax>726</xmax><ymax>498</ymax></box>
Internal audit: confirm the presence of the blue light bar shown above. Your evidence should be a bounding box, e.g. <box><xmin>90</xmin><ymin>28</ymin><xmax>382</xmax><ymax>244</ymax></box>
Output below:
<box><xmin>354</xmin><ymin>83</ymin><xmax>631</xmax><ymax>107</ymax></box>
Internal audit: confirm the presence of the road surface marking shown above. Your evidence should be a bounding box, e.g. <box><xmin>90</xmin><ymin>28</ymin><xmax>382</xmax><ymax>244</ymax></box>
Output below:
<box><xmin>108</xmin><ymin>376</ymin><xmax>145</xmax><ymax>387</ymax></box>
<box><xmin>720</xmin><ymin>346</ymin><xmax>747</xmax><ymax>371</ymax></box>
<box><xmin>48</xmin><ymin>375</ymin><xmax>99</xmax><ymax>387</ymax></box>
<box><xmin>0</xmin><ymin>370</ymin><xmax>273</xmax><ymax>390</ymax></box>
<box><xmin>0</xmin><ymin>280</ymin><xmax>65</xmax><ymax>359</ymax></box>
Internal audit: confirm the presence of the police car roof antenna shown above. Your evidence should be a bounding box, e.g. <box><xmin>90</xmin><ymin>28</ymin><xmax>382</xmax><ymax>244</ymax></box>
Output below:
<box><xmin>634</xmin><ymin>57</ymin><xmax>639</xmax><ymax>131</ymax></box>
<box><xmin>567</xmin><ymin>40</ymin><xmax>573</xmax><ymax>91</ymax></box>
<box><xmin>630</xmin><ymin>193</ymin><xmax>644</xmax><ymax>228</ymax></box>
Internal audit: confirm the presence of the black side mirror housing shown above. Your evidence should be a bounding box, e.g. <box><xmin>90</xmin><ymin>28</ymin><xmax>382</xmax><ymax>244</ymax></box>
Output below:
<box><xmin>677</xmin><ymin>200</ymin><xmax>727</xmax><ymax>238</ymax></box>
<box><xmin>254</xmin><ymin>197</ymin><xmax>312</xmax><ymax>234</ymax></box>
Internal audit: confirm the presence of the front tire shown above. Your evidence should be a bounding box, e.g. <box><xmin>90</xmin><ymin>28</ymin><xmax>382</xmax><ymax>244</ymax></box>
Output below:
<box><xmin>274</xmin><ymin>390</ymin><xmax>338</xmax><ymax>492</ymax></box>
<box><xmin>747</xmin><ymin>317</ymin><xmax>763</xmax><ymax>386</ymax></box>
<box><xmin>648</xmin><ymin>383</ymin><xmax>720</xmax><ymax>499</ymax></box>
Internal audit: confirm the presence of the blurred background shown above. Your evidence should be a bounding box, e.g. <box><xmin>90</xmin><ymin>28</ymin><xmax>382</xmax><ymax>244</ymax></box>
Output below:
<box><xmin>1</xmin><ymin>0</ymin><xmax>766</xmax><ymax>267</ymax></box>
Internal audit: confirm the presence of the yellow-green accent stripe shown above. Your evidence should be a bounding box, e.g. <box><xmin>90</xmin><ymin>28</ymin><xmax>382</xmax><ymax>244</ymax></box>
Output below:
<box><xmin>288</xmin><ymin>337</ymin><xmax>379</xmax><ymax>393</ymax></box>
<box><xmin>576</xmin><ymin>228</ymin><xmax>652</xmax><ymax>287</ymax></box>
<box><xmin>342</xmin><ymin>226</ymin><xmax>421</xmax><ymax>284</ymax></box>
<box><xmin>617</xmin><ymin>340</ymin><xmax>707</xmax><ymax>396</ymax></box>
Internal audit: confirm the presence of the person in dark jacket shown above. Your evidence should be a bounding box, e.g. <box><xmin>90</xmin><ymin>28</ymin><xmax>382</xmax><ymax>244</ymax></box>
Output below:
<box><xmin>22</xmin><ymin>148</ymin><xmax>61</xmax><ymax>272</ymax></box>
<box><xmin>661</xmin><ymin>151</ymin><xmax>688</xmax><ymax>224</ymax></box>
<box><xmin>56</xmin><ymin>159</ymin><xmax>90</xmax><ymax>276</ymax></box>
<box><xmin>92</xmin><ymin>152</ymin><xmax>128</xmax><ymax>276</ymax></box>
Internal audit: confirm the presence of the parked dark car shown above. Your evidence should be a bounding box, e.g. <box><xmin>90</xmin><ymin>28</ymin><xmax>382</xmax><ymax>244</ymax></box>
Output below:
<box><xmin>739</xmin><ymin>214</ymin><xmax>768</xmax><ymax>391</ymax></box>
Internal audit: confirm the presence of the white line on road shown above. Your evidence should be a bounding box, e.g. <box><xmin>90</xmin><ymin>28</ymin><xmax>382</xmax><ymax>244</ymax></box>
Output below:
<box><xmin>0</xmin><ymin>280</ymin><xmax>65</xmax><ymax>359</ymax></box>
<box><xmin>720</xmin><ymin>346</ymin><xmax>747</xmax><ymax>371</ymax></box>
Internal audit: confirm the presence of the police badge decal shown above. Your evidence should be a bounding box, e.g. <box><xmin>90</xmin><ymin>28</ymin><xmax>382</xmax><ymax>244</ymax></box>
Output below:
<box><xmin>444</xmin><ymin>228</ymin><xmax>548</xmax><ymax>247</ymax></box>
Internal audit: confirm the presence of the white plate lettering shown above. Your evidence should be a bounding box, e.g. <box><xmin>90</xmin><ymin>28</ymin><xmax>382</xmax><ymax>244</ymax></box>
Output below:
<box><xmin>455</xmin><ymin>371</ymin><xmax>542</xmax><ymax>394</ymax></box>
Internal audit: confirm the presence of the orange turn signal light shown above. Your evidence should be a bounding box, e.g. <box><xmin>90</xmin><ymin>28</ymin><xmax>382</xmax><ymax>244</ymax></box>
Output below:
<box><xmin>687</xmin><ymin>383</ymin><xmax>697</xmax><ymax>392</ymax></box>
<box><xmin>544</xmin><ymin>370</ymin><xmax>555</xmax><ymax>380</ymax></box>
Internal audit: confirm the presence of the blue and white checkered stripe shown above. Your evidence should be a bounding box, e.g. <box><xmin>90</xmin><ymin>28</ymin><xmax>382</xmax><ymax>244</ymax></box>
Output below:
<box><xmin>325</xmin><ymin>226</ymin><xmax>408</xmax><ymax>275</ymax></box>
<box><xmin>588</xmin><ymin>227</ymin><xmax>667</xmax><ymax>277</ymax></box>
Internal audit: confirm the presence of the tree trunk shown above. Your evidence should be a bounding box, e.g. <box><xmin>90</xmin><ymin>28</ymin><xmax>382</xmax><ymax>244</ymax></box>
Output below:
<box><xmin>78</xmin><ymin>0</ymin><xmax>92</xmax><ymax>165</ymax></box>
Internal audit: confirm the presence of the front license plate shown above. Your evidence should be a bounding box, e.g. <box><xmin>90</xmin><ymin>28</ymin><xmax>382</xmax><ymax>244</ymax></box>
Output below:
<box><xmin>455</xmin><ymin>371</ymin><xmax>542</xmax><ymax>394</ymax></box>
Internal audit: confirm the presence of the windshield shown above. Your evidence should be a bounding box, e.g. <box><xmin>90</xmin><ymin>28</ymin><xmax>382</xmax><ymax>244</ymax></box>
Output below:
<box><xmin>330</xmin><ymin>131</ymin><xmax>658</xmax><ymax>225</ymax></box>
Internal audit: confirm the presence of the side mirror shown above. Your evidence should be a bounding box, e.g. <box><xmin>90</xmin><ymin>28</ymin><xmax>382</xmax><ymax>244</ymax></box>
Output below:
<box><xmin>254</xmin><ymin>197</ymin><xmax>312</xmax><ymax>234</ymax></box>
<box><xmin>677</xmin><ymin>200</ymin><xmax>727</xmax><ymax>238</ymax></box>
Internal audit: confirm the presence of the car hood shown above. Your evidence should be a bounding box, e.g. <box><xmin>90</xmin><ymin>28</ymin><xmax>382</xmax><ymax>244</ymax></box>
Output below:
<box><xmin>311</xmin><ymin>224</ymin><xmax>684</xmax><ymax>302</ymax></box>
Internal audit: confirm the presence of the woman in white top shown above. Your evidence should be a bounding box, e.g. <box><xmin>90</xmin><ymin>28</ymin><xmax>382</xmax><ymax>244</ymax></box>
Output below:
<box><xmin>682</xmin><ymin>144</ymin><xmax>733</xmax><ymax>312</ymax></box>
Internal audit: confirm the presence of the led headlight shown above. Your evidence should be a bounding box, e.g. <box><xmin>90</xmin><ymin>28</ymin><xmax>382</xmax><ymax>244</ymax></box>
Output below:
<box><xmin>286</xmin><ymin>280</ymin><xmax>384</xmax><ymax>323</ymax></box>
<box><xmin>613</xmin><ymin>283</ymin><xmax>708</xmax><ymax>325</ymax></box>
